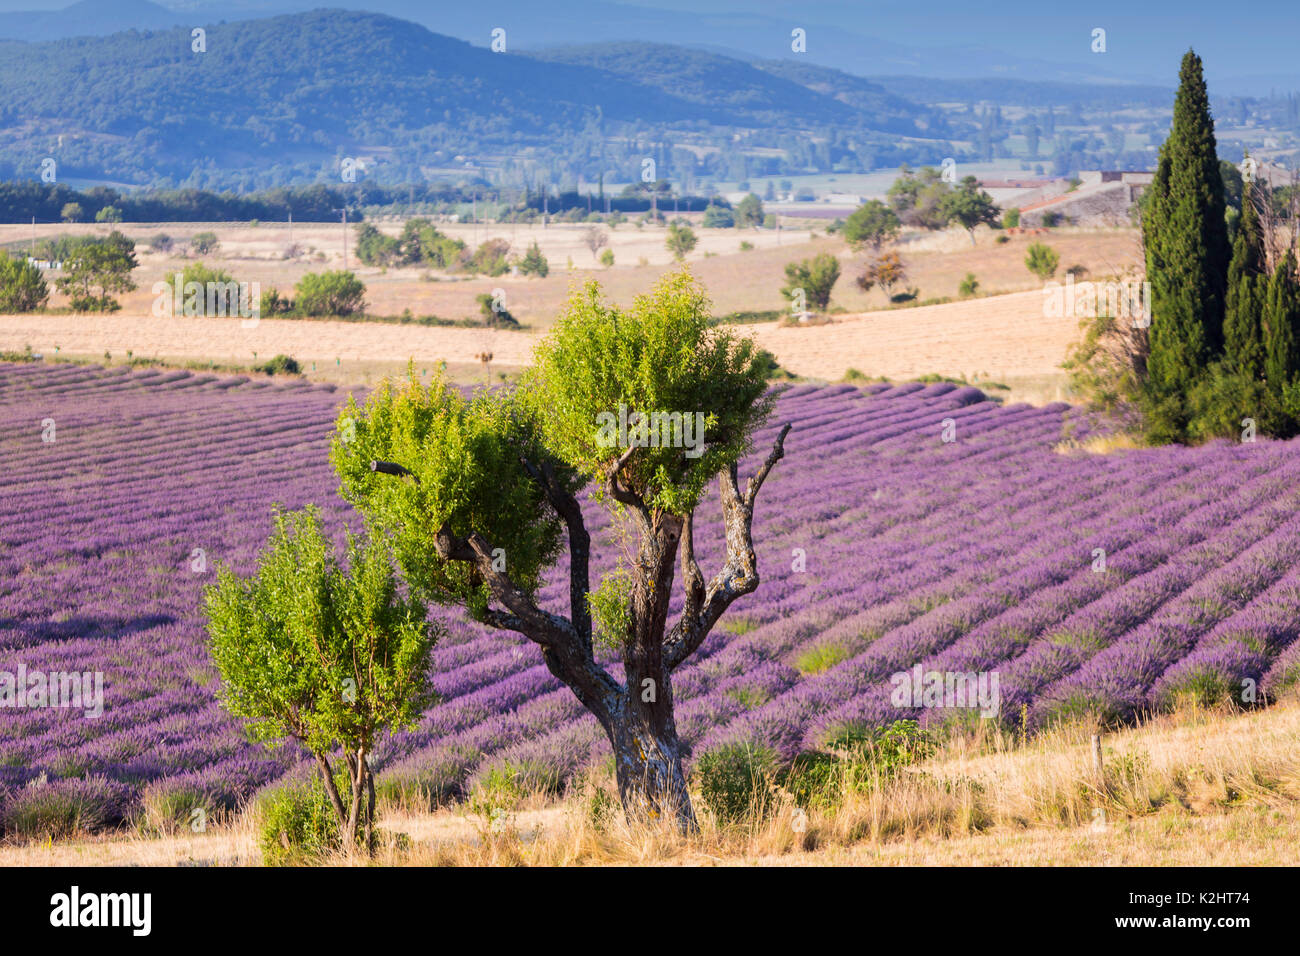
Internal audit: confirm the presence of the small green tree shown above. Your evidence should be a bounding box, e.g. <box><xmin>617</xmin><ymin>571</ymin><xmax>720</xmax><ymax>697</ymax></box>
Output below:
<box><xmin>599</xmin><ymin>247</ymin><xmax>615</xmax><ymax>268</ymax></box>
<box><xmin>666</xmin><ymin>222</ymin><xmax>698</xmax><ymax>261</ymax></box>
<box><xmin>519</xmin><ymin>240</ymin><xmax>549</xmax><ymax>277</ymax></box>
<box><xmin>190</xmin><ymin>231</ymin><xmax>220</xmax><ymax>256</ymax></box>
<box><xmin>55</xmin><ymin>232</ymin><xmax>137</xmax><ymax>312</ymax></box>
<box><xmin>942</xmin><ymin>176</ymin><xmax>1000</xmax><ymax>243</ymax></box>
<box><xmin>702</xmin><ymin>204</ymin><xmax>735</xmax><ymax>228</ymax></box>
<box><xmin>162</xmin><ymin>262</ymin><xmax>242</xmax><ymax>317</ymax></box>
<box><xmin>1002</xmin><ymin>208</ymin><xmax>1021</xmax><ymax>229</ymax></box>
<box><xmin>734</xmin><ymin>193</ymin><xmax>764</xmax><ymax>228</ymax></box>
<box><xmin>294</xmin><ymin>270</ymin><xmax>366</xmax><ymax>316</ymax></box>
<box><xmin>204</xmin><ymin>507</ymin><xmax>439</xmax><ymax>853</ymax></box>
<box><xmin>0</xmin><ymin>252</ymin><xmax>49</xmax><ymax>312</ymax></box>
<box><xmin>335</xmin><ymin>272</ymin><xmax>789</xmax><ymax>829</ymax></box>
<box><xmin>1024</xmin><ymin>242</ymin><xmax>1060</xmax><ymax>279</ymax></box>
<box><xmin>354</xmin><ymin>224</ymin><xmax>402</xmax><ymax>267</ymax></box>
<box><xmin>61</xmin><ymin>202</ymin><xmax>84</xmax><ymax>224</ymax></box>
<box><xmin>842</xmin><ymin>199</ymin><xmax>900</xmax><ymax>252</ymax></box>
<box><xmin>94</xmin><ymin>205</ymin><xmax>123</xmax><ymax>224</ymax></box>
<box><xmin>782</xmin><ymin>252</ymin><xmax>841</xmax><ymax>312</ymax></box>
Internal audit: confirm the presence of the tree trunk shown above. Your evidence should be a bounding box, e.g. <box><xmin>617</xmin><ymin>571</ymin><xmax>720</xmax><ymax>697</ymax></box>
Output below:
<box><xmin>608</xmin><ymin>704</ymin><xmax>696</xmax><ymax>831</ymax></box>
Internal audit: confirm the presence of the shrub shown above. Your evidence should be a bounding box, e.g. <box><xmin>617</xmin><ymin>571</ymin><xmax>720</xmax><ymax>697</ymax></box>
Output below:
<box><xmin>190</xmin><ymin>231</ymin><xmax>220</xmax><ymax>256</ymax></box>
<box><xmin>958</xmin><ymin>272</ymin><xmax>980</xmax><ymax>297</ymax></box>
<box><xmin>293</xmin><ymin>270</ymin><xmax>365</xmax><ymax>316</ymax></box>
<box><xmin>94</xmin><ymin>205</ymin><xmax>123</xmax><ymax>223</ymax></box>
<box><xmin>665</xmin><ymin>222</ymin><xmax>698</xmax><ymax>260</ymax></box>
<box><xmin>259</xmin><ymin>287</ymin><xmax>293</xmax><ymax>317</ymax></box>
<box><xmin>467</xmin><ymin>239</ymin><xmax>511</xmax><ymax>277</ymax></box>
<box><xmin>0</xmin><ymin>252</ymin><xmax>49</xmax><ymax>312</ymax></box>
<box><xmin>162</xmin><ymin>262</ymin><xmax>245</xmax><ymax>317</ymax></box>
<box><xmin>599</xmin><ymin>247</ymin><xmax>615</xmax><ymax>268</ymax></box>
<box><xmin>518</xmin><ymin>240</ymin><xmax>549</xmax><ymax>277</ymax></box>
<box><xmin>702</xmin><ymin>204</ymin><xmax>735</xmax><ymax>228</ymax></box>
<box><xmin>1001</xmin><ymin>208</ymin><xmax>1020</xmax><ymax>229</ymax></box>
<box><xmin>1024</xmin><ymin>242</ymin><xmax>1059</xmax><ymax>279</ymax></box>
<box><xmin>781</xmin><ymin>252</ymin><xmax>841</xmax><ymax>312</ymax></box>
<box><xmin>694</xmin><ymin>742</ymin><xmax>780</xmax><ymax>823</ymax></box>
<box><xmin>254</xmin><ymin>354</ymin><xmax>301</xmax><ymax>376</ymax></box>
<box><xmin>149</xmin><ymin>233</ymin><xmax>174</xmax><ymax>252</ymax></box>
<box><xmin>257</xmin><ymin>776</ymin><xmax>343</xmax><ymax>866</ymax></box>
<box><xmin>476</xmin><ymin>292</ymin><xmax>519</xmax><ymax>328</ymax></box>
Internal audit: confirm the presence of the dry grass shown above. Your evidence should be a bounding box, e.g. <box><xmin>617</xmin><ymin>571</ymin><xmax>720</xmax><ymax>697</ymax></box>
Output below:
<box><xmin>6</xmin><ymin>698</ymin><xmax>1299</xmax><ymax>867</ymax></box>
<box><xmin>0</xmin><ymin>220</ymin><xmax>1139</xmax><ymax>400</ymax></box>
<box><xmin>1055</xmin><ymin>432</ymin><xmax>1147</xmax><ymax>455</ymax></box>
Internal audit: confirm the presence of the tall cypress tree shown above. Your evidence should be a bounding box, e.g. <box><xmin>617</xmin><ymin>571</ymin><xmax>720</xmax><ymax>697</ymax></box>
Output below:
<box><xmin>1143</xmin><ymin>51</ymin><xmax>1231</xmax><ymax>405</ymax></box>
<box><xmin>1263</xmin><ymin>250</ymin><xmax>1300</xmax><ymax>421</ymax></box>
<box><xmin>1222</xmin><ymin>172</ymin><xmax>1267</xmax><ymax>378</ymax></box>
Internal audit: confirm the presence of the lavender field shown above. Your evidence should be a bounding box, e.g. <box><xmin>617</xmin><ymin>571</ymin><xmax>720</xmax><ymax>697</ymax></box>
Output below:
<box><xmin>4</xmin><ymin>360</ymin><xmax>1300</xmax><ymax>824</ymax></box>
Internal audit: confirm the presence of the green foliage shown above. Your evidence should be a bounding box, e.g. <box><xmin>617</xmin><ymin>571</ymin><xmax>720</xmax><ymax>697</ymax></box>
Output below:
<box><xmin>521</xmin><ymin>271</ymin><xmax>773</xmax><ymax>514</ymax></box>
<box><xmin>60</xmin><ymin>202</ymin><xmax>84</xmax><ymax>223</ymax></box>
<box><xmin>781</xmin><ymin>252</ymin><xmax>841</xmax><ymax>311</ymax></box>
<box><xmin>257</xmin><ymin>775</ymin><xmax>345</xmax><ymax>865</ymax></box>
<box><xmin>259</xmin><ymin>287</ymin><xmax>293</xmax><ymax>317</ymax></box>
<box><xmin>734</xmin><ymin>193</ymin><xmax>764</xmax><ymax>228</ymax></box>
<box><xmin>887</xmin><ymin>165</ymin><xmax>952</xmax><ymax>230</ymax></box>
<box><xmin>694</xmin><ymin>742</ymin><xmax>780</xmax><ymax>823</ymax></box>
<box><xmin>331</xmin><ymin>376</ymin><xmax>568</xmax><ymax>616</ymax></box>
<box><xmin>476</xmin><ymin>292</ymin><xmax>519</xmax><ymax>329</ymax></box>
<box><xmin>788</xmin><ymin>720</ymin><xmax>936</xmax><ymax>809</ymax></box>
<box><xmin>587</xmin><ymin>567</ymin><xmax>632</xmax><ymax>649</ymax></box>
<box><xmin>1061</xmin><ymin>310</ymin><xmax>1149</xmax><ymax>414</ymax></box>
<box><xmin>54</xmin><ymin>231</ymin><xmax>137</xmax><ymax>312</ymax></box>
<box><xmin>254</xmin><ymin>354</ymin><xmax>301</xmax><ymax>376</ymax></box>
<box><xmin>1002</xmin><ymin>207</ymin><xmax>1021</xmax><ymax>229</ymax></box>
<box><xmin>1024</xmin><ymin>242</ymin><xmax>1059</xmax><ymax>279</ymax></box>
<box><xmin>666</xmin><ymin>222</ymin><xmax>698</xmax><ymax>261</ymax></box>
<box><xmin>467</xmin><ymin>238</ymin><xmax>510</xmax><ymax>277</ymax></box>
<box><xmin>1184</xmin><ymin>362</ymin><xmax>1272</xmax><ymax>442</ymax></box>
<box><xmin>398</xmin><ymin>218</ymin><xmax>466</xmax><ymax>268</ymax></box>
<box><xmin>702</xmin><ymin>203</ymin><xmax>735</xmax><ymax>228</ymax></box>
<box><xmin>1261</xmin><ymin>250</ymin><xmax>1300</xmax><ymax>433</ymax></box>
<box><xmin>190</xmin><ymin>231</ymin><xmax>220</xmax><ymax>255</ymax></box>
<box><xmin>599</xmin><ymin>247</ymin><xmax>615</xmax><ymax>268</ymax></box>
<box><xmin>161</xmin><ymin>262</ymin><xmax>244</xmax><ymax>317</ymax></box>
<box><xmin>842</xmin><ymin>199</ymin><xmax>900</xmax><ymax>251</ymax></box>
<box><xmin>94</xmin><ymin>205</ymin><xmax>122</xmax><ymax>223</ymax></box>
<box><xmin>942</xmin><ymin>175</ymin><xmax>1000</xmax><ymax>239</ymax></box>
<box><xmin>1143</xmin><ymin>50</ymin><xmax>1231</xmax><ymax>404</ymax></box>
<box><xmin>0</xmin><ymin>251</ymin><xmax>49</xmax><ymax>312</ymax></box>
<box><xmin>354</xmin><ymin>223</ymin><xmax>402</xmax><ymax>267</ymax></box>
<box><xmin>958</xmin><ymin>272</ymin><xmax>979</xmax><ymax>297</ymax></box>
<box><xmin>294</xmin><ymin>270</ymin><xmax>366</xmax><ymax>316</ymax></box>
<box><xmin>204</xmin><ymin>507</ymin><xmax>440</xmax><ymax>843</ymax></box>
<box><xmin>1222</xmin><ymin>181</ymin><xmax>1266</xmax><ymax>379</ymax></box>
<box><xmin>519</xmin><ymin>240</ymin><xmax>549</xmax><ymax>277</ymax></box>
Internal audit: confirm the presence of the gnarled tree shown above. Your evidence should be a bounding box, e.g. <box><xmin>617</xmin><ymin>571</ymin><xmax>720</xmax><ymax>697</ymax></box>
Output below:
<box><xmin>331</xmin><ymin>271</ymin><xmax>791</xmax><ymax>829</ymax></box>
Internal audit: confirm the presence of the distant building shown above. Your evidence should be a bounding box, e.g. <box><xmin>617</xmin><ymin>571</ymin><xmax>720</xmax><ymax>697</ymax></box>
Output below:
<box><xmin>1016</xmin><ymin>171</ymin><xmax>1154</xmax><ymax>228</ymax></box>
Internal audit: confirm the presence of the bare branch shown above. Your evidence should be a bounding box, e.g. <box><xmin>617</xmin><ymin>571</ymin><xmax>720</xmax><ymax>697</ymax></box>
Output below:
<box><xmin>663</xmin><ymin>423</ymin><xmax>793</xmax><ymax>670</ymax></box>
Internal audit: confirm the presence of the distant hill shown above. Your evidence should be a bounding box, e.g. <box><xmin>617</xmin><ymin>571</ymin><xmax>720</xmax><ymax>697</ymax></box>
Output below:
<box><xmin>0</xmin><ymin>9</ymin><xmax>946</xmax><ymax>188</ymax></box>
<box><xmin>0</xmin><ymin>0</ymin><xmax>182</xmax><ymax>42</ymax></box>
